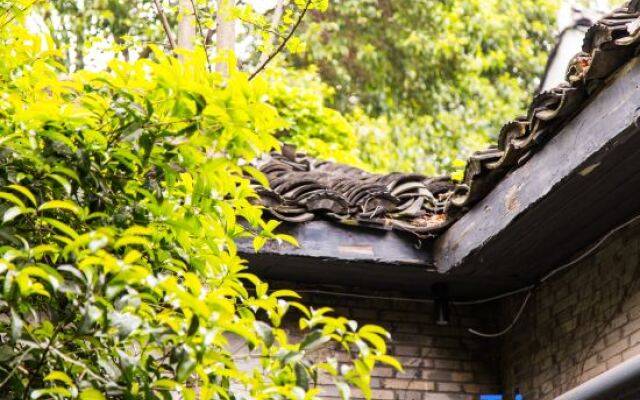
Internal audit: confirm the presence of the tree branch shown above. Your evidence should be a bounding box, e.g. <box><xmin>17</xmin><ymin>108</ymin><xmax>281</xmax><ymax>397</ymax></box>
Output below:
<box><xmin>189</xmin><ymin>0</ymin><xmax>206</xmax><ymax>43</ymax></box>
<box><xmin>152</xmin><ymin>0</ymin><xmax>177</xmax><ymax>50</ymax></box>
<box><xmin>21</xmin><ymin>324</ymin><xmax>63</xmax><ymax>400</ymax></box>
<box><xmin>249</xmin><ymin>0</ymin><xmax>312</xmax><ymax>81</ymax></box>
<box><xmin>189</xmin><ymin>0</ymin><xmax>212</xmax><ymax>71</ymax></box>
<box><xmin>0</xmin><ymin>348</ymin><xmax>34</xmax><ymax>389</ymax></box>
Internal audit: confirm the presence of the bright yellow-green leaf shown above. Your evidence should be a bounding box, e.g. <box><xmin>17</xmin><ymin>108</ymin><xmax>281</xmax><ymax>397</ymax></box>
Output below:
<box><xmin>0</xmin><ymin>192</ymin><xmax>26</xmax><ymax>209</ymax></box>
<box><xmin>6</xmin><ymin>184</ymin><xmax>37</xmax><ymax>206</ymax></box>
<box><xmin>270</xmin><ymin>289</ymin><xmax>301</xmax><ymax>299</ymax></box>
<box><xmin>39</xmin><ymin>200</ymin><xmax>82</xmax><ymax>216</ymax></box>
<box><xmin>44</xmin><ymin>370</ymin><xmax>74</xmax><ymax>386</ymax></box>
<box><xmin>43</xmin><ymin>218</ymin><xmax>79</xmax><ymax>239</ymax></box>
<box><xmin>79</xmin><ymin>388</ymin><xmax>106</xmax><ymax>400</ymax></box>
<box><xmin>375</xmin><ymin>354</ymin><xmax>403</xmax><ymax>372</ymax></box>
<box><xmin>114</xmin><ymin>236</ymin><xmax>151</xmax><ymax>249</ymax></box>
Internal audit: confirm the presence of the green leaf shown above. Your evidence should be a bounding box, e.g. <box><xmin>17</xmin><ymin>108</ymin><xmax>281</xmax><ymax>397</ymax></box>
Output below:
<box><xmin>45</xmin><ymin>371</ymin><xmax>74</xmax><ymax>386</ymax></box>
<box><xmin>152</xmin><ymin>379</ymin><xmax>179</xmax><ymax>390</ymax></box>
<box><xmin>253</xmin><ymin>235</ymin><xmax>267</xmax><ymax>252</ymax></box>
<box><xmin>3</xmin><ymin>206</ymin><xmax>24</xmax><ymax>223</ymax></box>
<box><xmin>336</xmin><ymin>381</ymin><xmax>351</xmax><ymax>400</ymax></box>
<box><xmin>51</xmin><ymin>165</ymin><xmax>80</xmax><ymax>182</ymax></box>
<box><xmin>0</xmin><ymin>192</ymin><xmax>26</xmax><ymax>209</ymax></box>
<box><xmin>299</xmin><ymin>330</ymin><xmax>328</xmax><ymax>351</ymax></box>
<box><xmin>79</xmin><ymin>389</ymin><xmax>106</xmax><ymax>400</ymax></box>
<box><xmin>254</xmin><ymin>321</ymin><xmax>275</xmax><ymax>347</ymax></box>
<box><xmin>39</xmin><ymin>130</ymin><xmax>77</xmax><ymax>151</ymax></box>
<box><xmin>295</xmin><ymin>363</ymin><xmax>310</xmax><ymax>390</ymax></box>
<box><xmin>271</xmin><ymin>289</ymin><xmax>301</xmax><ymax>299</ymax></box>
<box><xmin>359</xmin><ymin>331</ymin><xmax>387</xmax><ymax>353</ymax></box>
<box><xmin>10</xmin><ymin>308</ymin><xmax>23</xmax><ymax>344</ymax></box>
<box><xmin>114</xmin><ymin>235</ymin><xmax>151</xmax><ymax>249</ymax></box>
<box><xmin>375</xmin><ymin>355</ymin><xmax>403</xmax><ymax>372</ymax></box>
<box><xmin>243</xmin><ymin>165</ymin><xmax>269</xmax><ymax>187</ymax></box>
<box><xmin>39</xmin><ymin>200</ymin><xmax>82</xmax><ymax>216</ymax></box>
<box><xmin>31</xmin><ymin>387</ymin><xmax>72</xmax><ymax>399</ymax></box>
<box><xmin>176</xmin><ymin>357</ymin><xmax>196</xmax><ymax>383</ymax></box>
<box><xmin>187</xmin><ymin>314</ymin><xmax>199</xmax><ymax>336</ymax></box>
<box><xmin>6</xmin><ymin>184</ymin><xmax>37</xmax><ymax>206</ymax></box>
<box><xmin>47</xmin><ymin>173</ymin><xmax>73</xmax><ymax>195</ymax></box>
<box><xmin>43</xmin><ymin>218</ymin><xmax>79</xmax><ymax>239</ymax></box>
<box><xmin>276</xmin><ymin>233</ymin><xmax>299</xmax><ymax>247</ymax></box>
<box><xmin>110</xmin><ymin>312</ymin><xmax>142</xmax><ymax>339</ymax></box>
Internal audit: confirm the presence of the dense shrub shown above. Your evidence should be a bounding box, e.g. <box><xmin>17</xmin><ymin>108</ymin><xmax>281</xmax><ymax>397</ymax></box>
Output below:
<box><xmin>0</xmin><ymin>5</ymin><xmax>396</xmax><ymax>399</ymax></box>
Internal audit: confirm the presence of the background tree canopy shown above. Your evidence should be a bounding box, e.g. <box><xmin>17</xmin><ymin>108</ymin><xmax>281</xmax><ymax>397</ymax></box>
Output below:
<box><xmin>38</xmin><ymin>0</ymin><xmax>558</xmax><ymax>175</ymax></box>
<box><xmin>291</xmin><ymin>0</ymin><xmax>558</xmax><ymax>174</ymax></box>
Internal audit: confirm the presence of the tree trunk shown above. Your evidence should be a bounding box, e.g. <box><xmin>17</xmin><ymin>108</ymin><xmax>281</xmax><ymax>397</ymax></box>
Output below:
<box><xmin>74</xmin><ymin>13</ymin><xmax>85</xmax><ymax>71</ymax></box>
<box><xmin>259</xmin><ymin>0</ymin><xmax>285</xmax><ymax>65</ymax></box>
<box><xmin>177</xmin><ymin>0</ymin><xmax>196</xmax><ymax>52</ymax></box>
<box><xmin>215</xmin><ymin>0</ymin><xmax>236</xmax><ymax>76</ymax></box>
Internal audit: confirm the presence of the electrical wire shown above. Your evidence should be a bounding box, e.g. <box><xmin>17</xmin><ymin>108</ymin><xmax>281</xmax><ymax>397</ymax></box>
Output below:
<box><xmin>467</xmin><ymin>290</ymin><xmax>533</xmax><ymax>338</ymax></box>
<box><xmin>465</xmin><ymin>212</ymin><xmax>640</xmax><ymax>338</ymax></box>
<box><xmin>538</xmin><ymin>213</ymin><xmax>640</xmax><ymax>284</ymax></box>
<box><xmin>257</xmin><ymin>212</ymin><xmax>640</xmax><ymax>339</ymax></box>
<box><xmin>461</xmin><ymin>212</ymin><xmax>640</xmax><ymax>307</ymax></box>
<box><xmin>451</xmin><ymin>284</ymin><xmax>535</xmax><ymax>306</ymax></box>
<box><xmin>293</xmin><ymin>289</ymin><xmax>435</xmax><ymax>303</ymax></box>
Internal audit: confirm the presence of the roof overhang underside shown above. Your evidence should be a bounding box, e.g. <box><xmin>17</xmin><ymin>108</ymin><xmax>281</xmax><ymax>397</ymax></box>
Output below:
<box><xmin>239</xmin><ymin>58</ymin><xmax>640</xmax><ymax>299</ymax></box>
<box><xmin>435</xmin><ymin>57</ymin><xmax>640</xmax><ymax>280</ymax></box>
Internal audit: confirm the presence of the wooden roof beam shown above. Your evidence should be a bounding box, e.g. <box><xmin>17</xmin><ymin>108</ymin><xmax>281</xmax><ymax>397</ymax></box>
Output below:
<box><xmin>435</xmin><ymin>58</ymin><xmax>640</xmax><ymax>283</ymax></box>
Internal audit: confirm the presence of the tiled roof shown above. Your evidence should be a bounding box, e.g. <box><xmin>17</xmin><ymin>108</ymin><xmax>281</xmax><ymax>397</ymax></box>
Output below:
<box><xmin>254</xmin><ymin>148</ymin><xmax>456</xmax><ymax>237</ymax></box>
<box><xmin>253</xmin><ymin>1</ymin><xmax>640</xmax><ymax>238</ymax></box>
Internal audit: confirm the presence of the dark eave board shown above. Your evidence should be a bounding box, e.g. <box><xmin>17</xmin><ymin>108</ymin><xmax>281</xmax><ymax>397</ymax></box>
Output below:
<box><xmin>239</xmin><ymin>220</ymin><xmax>433</xmax><ymax>267</ymax></box>
<box><xmin>238</xmin><ymin>220</ymin><xmax>523</xmax><ymax>297</ymax></box>
<box><xmin>435</xmin><ymin>57</ymin><xmax>640</xmax><ymax>282</ymax></box>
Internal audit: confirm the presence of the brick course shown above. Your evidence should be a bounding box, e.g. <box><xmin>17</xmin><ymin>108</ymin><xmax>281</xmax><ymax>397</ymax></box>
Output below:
<box><xmin>500</xmin><ymin>222</ymin><xmax>640</xmax><ymax>399</ymax></box>
<box><xmin>277</xmin><ymin>287</ymin><xmax>501</xmax><ymax>400</ymax></box>
<box><xmin>267</xmin><ymin>223</ymin><xmax>640</xmax><ymax>399</ymax></box>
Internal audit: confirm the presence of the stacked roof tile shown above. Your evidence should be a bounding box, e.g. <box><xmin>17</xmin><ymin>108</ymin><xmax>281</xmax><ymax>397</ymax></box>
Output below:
<box><xmin>253</xmin><ymin>148</ymin><xmax>456</xmax><ymax>237</ymax></box>
<box><xmin>253</xmin><ymin>1</ymin><xmax>640</xmax><ymax>237</ymax></box>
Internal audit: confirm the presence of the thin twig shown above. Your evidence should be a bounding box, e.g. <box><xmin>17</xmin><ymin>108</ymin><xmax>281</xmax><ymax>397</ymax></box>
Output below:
<box><xmin>152</xmin><ymin>0</ymin><xmax>177</xmax><ymax>50</ymax></box>
<box><xmin>21</xmin><ymin>324</ymin><xmax>63</xmax><ymax>400</ymax></box>
<box><xmin>48</xmin><ymin>348</ymin><xmax>110</xmax><ymax>384</ymax></box>
<box><xmin>0</xmin><ymin>348</ymin><xmax>34</xmax><ymax>389</ymax></box>
<box><xmin>189</xmin><ymin>0</ymin><xmax>212</xmax><ymax>71</ymax></box>
<box><xmin>237</xmin><ymin>16</ymin><xmax>286</xmax><ymax>40</ymax></box>
<box><xmin>248</xmin><ymin>0</ymin><xmax>312</xmax><ymax>81</ymax></box>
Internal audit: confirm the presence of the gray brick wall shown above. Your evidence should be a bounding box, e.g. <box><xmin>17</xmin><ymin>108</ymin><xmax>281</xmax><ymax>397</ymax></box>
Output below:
<box><xmin>500</xmin><ymin>222</ymin><xmax>640</xmax><ymax>399</ymax></box>
<box><xmin>265</xmin><ymin>224</ymin><xmax>640</xmax><ymax>400</ymax></box>
<box><xmin>277</xmin><ymin>288</ymin><xmax>501</xmax><ymax>400</ymax></box>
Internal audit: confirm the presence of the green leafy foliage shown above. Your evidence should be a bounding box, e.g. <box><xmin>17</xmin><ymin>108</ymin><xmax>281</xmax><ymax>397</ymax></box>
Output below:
<box><xmin>31</xmin><ymin>0</ymin><xmax>559</xmax><ymax>176</ymax></box>
<box><xmin>0</xmin><ymin>4</ymin><xmax>396</xmax><ymax>399</ymax></box>
<box><xmin>262</xmin><ymin>66</ymin><xmax>366</xmax><ymax>167</ymax></box>
<box><xmin>293</xmin><ymin>0</ymin><xmax>558</xmax><ymax>173</ymax></box>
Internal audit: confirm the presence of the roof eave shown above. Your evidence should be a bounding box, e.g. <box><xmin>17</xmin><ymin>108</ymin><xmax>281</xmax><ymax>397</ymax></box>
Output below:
<box><xmin>435</xmin><ymin>57</ymin><xmax>640</xmax><ymax>283</ymax></box>
<box><xmin>237</xmin><ymin>220</ymin><xmax>523</xmax><ymax>297</ymax></box>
